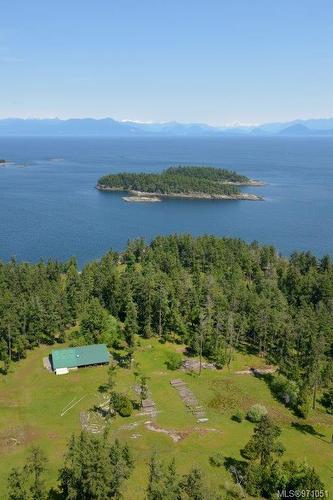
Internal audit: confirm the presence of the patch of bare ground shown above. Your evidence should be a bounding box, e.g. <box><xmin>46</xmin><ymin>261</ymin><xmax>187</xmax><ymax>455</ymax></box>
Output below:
<box><xmin>0</xmin><ymin>397</ymin><xmax>20</xmax><ymax>407</ymax></box>
<box><xmin>47</xmin><ymin>432</ymin><xmax>59</xmax><ymax>440</ymax></box>
<box><xmin>0</xmin><ymin>425</ymin><xmax>40</xmax><ymax>452</ymax></box>
<box><xmin>144</xmin><ymin>421</ymin><xmax>219</xmax><ymax>442</ymax></box>
<box><xmin>235</xmin><ymin>366</ymin><xmax>277</xmax><ymax>375</ymax></box>
<box><xmin>182</xmin><ymin>359</ymin><xmax>216</xmax><ymax>372</ymax></box>
<box><xmin>144</xmin><ymin>421</ymin><xmax>189</xmax><ymax>442</ymax></box>
<box><xmin>192</xmin><ymin>427</ymin><xmax>219</xmax><ymax>437</ymax></box>
<box><xmin>80</xmin><ymin>410</ymin><xmax>106</xmax><ymax>434</ymax></box>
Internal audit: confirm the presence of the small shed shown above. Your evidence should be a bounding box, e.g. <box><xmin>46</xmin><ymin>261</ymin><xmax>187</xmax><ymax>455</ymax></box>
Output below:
<box><xmin>55</xmin><ymin>367</ymin><xmax>69</xmax><ymax>376</ymax></box>
<box><xmin>51</xmin><ymin>344</ymin><xmax>109</xmax><ymax>374</ymax></box>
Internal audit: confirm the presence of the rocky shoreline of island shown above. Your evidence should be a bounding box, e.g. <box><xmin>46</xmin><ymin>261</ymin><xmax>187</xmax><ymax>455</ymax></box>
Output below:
<box><xmin>96</xmin><ymin>166</ymin><xmax>265</xmax><ymax>202</ymax></box>
<box><xmin>223</xmin><ymin>179</ymin><xmax>266</xmax><ymax>187</ymax></box>
<box><xmin>97</xmin><ymin>184</ymin><xmax>263</xmax><ymax>201</ymax></box>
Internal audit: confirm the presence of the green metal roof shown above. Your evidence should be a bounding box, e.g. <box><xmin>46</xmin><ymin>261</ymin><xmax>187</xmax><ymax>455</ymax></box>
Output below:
<box><xmin>51</xmin><ymin>344</ymin><xmax>109</xmax><ymax>370</ymax></box>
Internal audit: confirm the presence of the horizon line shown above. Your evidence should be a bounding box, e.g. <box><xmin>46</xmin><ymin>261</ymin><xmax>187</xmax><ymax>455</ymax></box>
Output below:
<box><xmin>0</xmin><ymin>115</ymin><xmax>333</xmax><ymax>129</ymax></box>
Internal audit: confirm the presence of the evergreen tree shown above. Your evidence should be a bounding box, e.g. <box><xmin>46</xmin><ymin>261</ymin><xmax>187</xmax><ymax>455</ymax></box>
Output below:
<box><xmin>242</xmin><ymin>416</ymin><xmax>284</xmax><ymax>467</ymax></box>
<box><xmin>123</xmin><ymin>297</ymin><xmax>138</xmax><ymax>348</ymax></box>
<box><xmin>24</xmin><ymin>447</ymin><xmax>48</xmax><ymax>500</ymax></box>
<box><xmin>7</xmin><ymin>468</ymin><xmax>29</xmax><ymax>500</ymax></box>
<box><xmin>179</xmin><ymin>467</ymin><xmax>207</xmax><ymax>500</ymax></box>
<box><xmin>109</xmin><ymin>439</ymin><xmax>135</xmax><ymax>498</ymax></box>
<box><xmin>140</xmin><ymin>376</ymin><xmax>149</xmax><ymax>406</ymax></box>
<box><xmin>59</xmin><ymin>433</ymin><xmax>133</xmax><ymax>499</ymax></box>
<box><xmin>7</xmin><ymin>447</ymin><xmax>48</xmax><ymax>500</ymax></box>
<box><xmin>80</xmin><ymin>298</ymin><xmax>109</xmax><ymax>344</ymax></box>
<box><xmin>146</xmin><ymin>453</ymin><xmax>166</xmax><ymax>500</ymax></box>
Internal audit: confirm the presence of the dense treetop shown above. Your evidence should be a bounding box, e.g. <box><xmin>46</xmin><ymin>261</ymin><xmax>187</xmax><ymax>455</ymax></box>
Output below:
<box><xmin>97</xmin><ymin>166</ymin><xmax>251</xmax><ymax>195</ymax></box>
<box><xmin>1</xmin><ymin>234</ymin><xmax>332</xmax><ymax>497</ymax></box>
<box><xmin>0</xmin><ymin>234</ymin><xmax>332</xmax><ymax>417</ymax></box>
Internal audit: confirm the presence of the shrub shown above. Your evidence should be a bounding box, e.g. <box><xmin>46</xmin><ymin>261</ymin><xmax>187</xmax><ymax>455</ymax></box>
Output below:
<box><xmin>118</xmin><ymin>399</ymin><xmax>133</xmax><ymax>417</ymax></box>
<box><xmin>270</xmin><ymin>374</ymin><xmax>299</xmax><ymax>408</ymax></box>
<box><xmin>209</xmin><ymin>451</ymin><xmax>224</xmax><ymax>467</ymax></box>
<box><xmin>247</xmin><ymin>404</ymin><xmax>268</xmax><ymax>423</ymax></box>
<box><xmin>110</xmin><ymin>392</ymin><xmax>133</xmax><ymax>417</ymax></box>
<box><xmin>232</xmin><ymin>410</ymin><xmax>244</xmax><ymax>422</ymax></box>
<box><xmin>165</xmin><ymin>352</ymin><xmax>182</xmax><ymax>370</ymax></box>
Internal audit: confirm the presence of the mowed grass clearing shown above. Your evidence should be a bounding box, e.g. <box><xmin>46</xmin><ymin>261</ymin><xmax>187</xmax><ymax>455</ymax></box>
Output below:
<box><xmin>0</xmin><ymin>338</ymin><xmax>332</xmax><ymax>498</ymax></box>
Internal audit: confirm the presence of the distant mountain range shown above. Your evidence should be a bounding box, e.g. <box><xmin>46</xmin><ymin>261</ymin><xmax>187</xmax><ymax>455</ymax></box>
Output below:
<box><xmin>0</xmin><ymin>117</ymin><xmax>333</xmax><ymax>137</ymax></box>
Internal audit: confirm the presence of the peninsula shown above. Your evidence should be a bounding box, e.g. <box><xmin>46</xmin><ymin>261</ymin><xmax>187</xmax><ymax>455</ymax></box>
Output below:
<box><xmin>97</xmin><ymin>166</ymin><xmax>264</xmax><ymax>201</ymax></box>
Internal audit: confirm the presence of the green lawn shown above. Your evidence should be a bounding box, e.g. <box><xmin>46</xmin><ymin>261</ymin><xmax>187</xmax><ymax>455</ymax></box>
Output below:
<box><xmin>0</xmin><ymin>339</ymin><xmax>332</xmax><ymax>498</ymax></box>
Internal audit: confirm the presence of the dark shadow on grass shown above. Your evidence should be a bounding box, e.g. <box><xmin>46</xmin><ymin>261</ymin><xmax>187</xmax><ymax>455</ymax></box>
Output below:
<box><xmin>291</xmin><ymin>422</ymin><xmax>325</xmax><ymax>438</ymax></box>
<box><xmin>130</xmin><ymin>399</ymin><xmax>141</xmax><ymax>410</ymax></box>
<box><xmin>47</xmin><ymin>488</ymin><xmax>63</xmax><ymax>500</ymax></box>
<box><xmin>184</xmin><ymin>346</ymin><xmax>196</xmax><ymax>357</ymax></box>
<box><xmin>111</xmin><ymin>351</ymin><xmax>131</xmax><ymax>368</ymax></box>
<box><xmin>224</xmin><ymin>456</ymin><xmax>247</xmax><ymax>487</ymax></box>
<box><xmin>242</xmin><ymin>343</ymin><xmax>258</xmax><ymax>355</ymax></box>
<box><xmin>259</xmin><ymin>373</ymin><xmax>302</xmax><ymax>418</ymax></box>
<box><xmin>185</xmin><ymin>370</ymin><xmax>199</xmax><ymax>378</ymax></box>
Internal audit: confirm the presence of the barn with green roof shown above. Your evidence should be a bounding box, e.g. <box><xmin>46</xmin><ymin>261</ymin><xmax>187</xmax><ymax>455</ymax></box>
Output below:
<box><xmin>51</xmin><ymin>344</ymin><xmax>109</xmax><ymax>375</ymax></box>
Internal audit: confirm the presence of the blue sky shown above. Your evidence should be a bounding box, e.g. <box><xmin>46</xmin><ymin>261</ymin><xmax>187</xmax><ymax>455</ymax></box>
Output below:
<box><xmin>1</xmin><ymin>0</ymin><xmax>333</xmax><ymax>125</ymax></box>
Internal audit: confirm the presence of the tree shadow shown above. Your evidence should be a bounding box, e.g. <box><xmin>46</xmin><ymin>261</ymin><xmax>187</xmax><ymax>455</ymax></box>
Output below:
<box><xmin>47</xmin><ymin>488</ymin><xmax>63</xmax><ymax>500</ymax></box>
<box><xmin>224</xmin><ymin>456</ymin><xmax>248</xmax><ymax>486</ymax></box>
<box><xmin>242</xmin><ymin>343</ymin><xmax>258</xmax><ymax>355</ymax></box>
<box><xmin>111</xmin><ymin>351</ymin><xmax>131</xmax><ymax>368</ymax></box>
<box><xmin>291</xmin><ymin>422</ymin><xmax>325</xmax><ymax>438</ymax></box>
<box><xmin>89</xmin><ymin>403</ymin><xmax>109</xmax><ymax>418</ymax></box>
<box><xmin>131</xmin><ymin>399</ymin><xmax>141</xmax><ymax>410</ymax></box>
<box><xmin>259</xmin><ymin>373</ymin><xmax>301</xmax><ymax>417</ymax></box>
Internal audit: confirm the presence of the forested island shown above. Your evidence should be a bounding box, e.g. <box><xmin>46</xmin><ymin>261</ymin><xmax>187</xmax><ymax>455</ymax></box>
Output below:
<box><xmin>97</xmin><ymin>166</ymin><xmax>264</xmax><ymax>201</ymax></box>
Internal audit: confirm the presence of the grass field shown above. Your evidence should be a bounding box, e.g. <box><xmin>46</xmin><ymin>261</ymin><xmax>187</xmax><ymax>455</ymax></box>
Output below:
<box><xmin>0</xmin><ymin>338</ymin><xmax>332</xmax><ymax>498</ymax></box>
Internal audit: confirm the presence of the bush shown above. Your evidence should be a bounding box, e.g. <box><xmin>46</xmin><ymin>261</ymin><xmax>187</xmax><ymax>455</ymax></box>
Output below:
<box><xmin>247</xmin><ymin>404</ymin><xmax>268</xmax><ymax>423</ymax></box>
<box><xmin>165</xmin><ymin>352</ymin><xmax>182</xmax><ymax>370</ymax></box>
<box><xmin>118</xmin><ymin>399</ymin><xmax>133</xmax><ymax>417</ymax></box>
<box><xmin>209</xmin><ymin>451</ymin><xmax>224</xmax><ymax>467</ymax></box>
<box><xmin>232</xmin><ymin>410</ymin><xmax>244</xmax><ymax>422</ymax></box>
<box><xmin>110</xmin><ymin>392</ymin><xmax>133</xmax><ymax>417</ymax></box>
<box><xmin>270</xmin><ymin>374</ymin><xmax>299</xmax><ymax>408</ymax></box>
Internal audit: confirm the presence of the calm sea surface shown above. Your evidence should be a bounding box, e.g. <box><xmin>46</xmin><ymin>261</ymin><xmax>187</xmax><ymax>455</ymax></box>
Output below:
<box><xmin>0</xmin><ymin>136</ymin><xmax>332</xmax><ymax>266</ymax></box>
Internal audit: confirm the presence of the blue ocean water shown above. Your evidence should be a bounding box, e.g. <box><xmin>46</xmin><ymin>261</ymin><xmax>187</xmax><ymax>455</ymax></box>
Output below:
<box><xmin>0</xmin><ymin>136</ymin><xmax>332</xmax><ymax>265</ymax></box>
